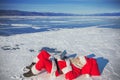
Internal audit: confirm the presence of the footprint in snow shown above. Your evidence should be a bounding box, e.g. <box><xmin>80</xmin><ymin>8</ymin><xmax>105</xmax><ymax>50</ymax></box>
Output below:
<box><xmin>11</xmin><ymin>75</ymin><xmax>22</xmax><ymax>79</ymax></box>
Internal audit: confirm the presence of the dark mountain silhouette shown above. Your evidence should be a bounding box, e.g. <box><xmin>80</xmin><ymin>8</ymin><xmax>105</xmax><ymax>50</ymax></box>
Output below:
<box><xmin>0</xmin><ymin>10</ymin><xmax>120</xmax><ymax>16</ymax></box>
<box><xmin>87</xmin><ymin>12</ymin><xmax>120</xmax><ymax>16</ymax></box>
<box><xmin>0</xmin><ymin>10</ymin><xmax>77</xmax><ymax>16</ymax></box>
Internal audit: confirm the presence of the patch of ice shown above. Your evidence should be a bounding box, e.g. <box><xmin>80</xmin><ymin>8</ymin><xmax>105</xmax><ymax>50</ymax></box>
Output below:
<box><xmin>49</xmin><ymin>21</ymin><xmax>68</xmax><ymax>23</ymax></box>
<box><xmin>11</xmin><ymin>24</ymin><xmax>32</xmax><ymax>27</ymax></box>
<box><xmin>31</xmin><ymin>26</ymin><xmax>41</xmax><ymax>29</ymax></box>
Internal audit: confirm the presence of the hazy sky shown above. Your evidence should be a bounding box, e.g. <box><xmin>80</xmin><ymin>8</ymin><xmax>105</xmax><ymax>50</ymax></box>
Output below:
<box><xmin>0</xmin><ymin>0</ymin><xmax>120</xmax><ymax>14</ymax></box>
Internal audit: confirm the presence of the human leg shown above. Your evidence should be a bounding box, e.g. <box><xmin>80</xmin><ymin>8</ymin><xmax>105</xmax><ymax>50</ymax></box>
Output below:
<box><xmin>31</xmin><ymin>50</ymin><xmax>52</xmax><ymax>74</ymax></box>
<box><xmin>25</xmin><ymin>50</ymin><xmax>50</xmax><ymax>69</ymax></box>
<box><xmin>23</xmin><ymin>50</ymin><xmax>51</xmax><ymax>77</ymax></box>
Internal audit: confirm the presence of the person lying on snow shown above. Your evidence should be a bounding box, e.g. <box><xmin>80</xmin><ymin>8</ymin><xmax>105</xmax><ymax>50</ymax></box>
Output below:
<box><xmin>23</xmin><ymin>50</ymin><xmax>100</xmax><ymax>80</ymax></box>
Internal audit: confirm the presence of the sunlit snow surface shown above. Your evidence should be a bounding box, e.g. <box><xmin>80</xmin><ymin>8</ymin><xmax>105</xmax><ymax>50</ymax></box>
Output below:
<box><xmin>0</xmin><ymin>16</ymin><xmax>120</xmax><ymax>80</ymax></box>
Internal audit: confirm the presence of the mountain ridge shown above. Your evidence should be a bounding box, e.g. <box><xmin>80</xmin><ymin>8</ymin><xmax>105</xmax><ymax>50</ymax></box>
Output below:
<box><xmin>0</xmin><ymin>10</ymin><xmax>77</xmax><ymax>16</ymax></box>
<box><xmin>0</xmin><ymin>10</ymin><xmax>120</xmax><ymax>16</ymax></box>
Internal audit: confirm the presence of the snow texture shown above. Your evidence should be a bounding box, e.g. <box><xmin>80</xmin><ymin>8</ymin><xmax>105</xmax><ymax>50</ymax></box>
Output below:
<box><xmin>0</xmin><ymin>27</ymin><xmax>120</xmax><ymax>80</ymax></box>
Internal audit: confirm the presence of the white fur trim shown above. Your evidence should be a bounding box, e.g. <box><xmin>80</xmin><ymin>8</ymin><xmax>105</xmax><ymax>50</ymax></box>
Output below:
<box><xmin>33</xmin><ymin>57</ymin><xmax>39</xmax><ymax>63</ymax></box>
<box><xmin>85</xmin><ymin>74</ymin><xmax>90</xmax><ymax>78</ymax></box>
<box><xmin>50</xmin><ymin>59</ymin><xmax>57</xmax><ymax>78</ymax></box>
<box><xmin>79</xmin><ymin>56</ymin><xmax>87</xmax><ymax>66</ymax></box>
<box><xmin>31</xmin><ymin>65</ymin><xmax>40</xmax><ymax>74</ymax></box>
<box><xmin>62</xmin><ymin>59</ymin><xmax>72</xmax><ymax>74</ymax></box>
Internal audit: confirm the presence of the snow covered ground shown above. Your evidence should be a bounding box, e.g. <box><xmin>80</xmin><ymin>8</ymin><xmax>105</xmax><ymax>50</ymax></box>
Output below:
<box><xmin>0</xmin><ymin>27</ymin><xmax>120</xmax><ymax>80</ymax></box>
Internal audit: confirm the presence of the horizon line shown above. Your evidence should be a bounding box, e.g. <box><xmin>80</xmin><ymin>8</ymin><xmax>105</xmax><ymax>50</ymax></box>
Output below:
<box><xmin>1</xmin><ymin>9</ymin><xmax>120</xmax><ymax>15</ymax></box>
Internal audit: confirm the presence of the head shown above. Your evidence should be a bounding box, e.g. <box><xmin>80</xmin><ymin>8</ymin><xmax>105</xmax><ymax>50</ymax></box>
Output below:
<box><xmin>70</xmin><ymin>56</ymin><xmax>86</xmax><ymax>69</ymax></box>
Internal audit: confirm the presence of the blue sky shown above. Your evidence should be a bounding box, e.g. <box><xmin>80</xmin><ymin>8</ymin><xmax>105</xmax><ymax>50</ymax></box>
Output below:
<box><xmin>0</xmin><ymin>0</ymin><xmax>120</xmax><ymax>14</ymax></box>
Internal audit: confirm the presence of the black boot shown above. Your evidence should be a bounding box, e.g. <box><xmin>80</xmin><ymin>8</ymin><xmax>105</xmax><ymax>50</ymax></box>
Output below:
<box><xmin>26</xmin><ymin>62</ymin><xmax>35</xmax><ymax>69</ymax></box>
<box><xmin>23</xmin><ymin>69</ymin><xmax>35</xmax><ymax>77</ymax></box>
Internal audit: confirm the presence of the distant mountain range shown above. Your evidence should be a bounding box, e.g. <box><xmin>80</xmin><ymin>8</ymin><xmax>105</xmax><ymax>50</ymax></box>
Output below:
<box><xmin>0</xmin><ymin>10</ymin><xmax>120</xmax><ymax>16</ymax></box>
<box><xmin>87</xmin><ymin>13</ymin><xmax>120</xmax><ymax>16</ymax></box>
<box><xmin>0</xmin><ymin>10</ymin><xmax>77</xmax><ymax>16</ymax></box>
